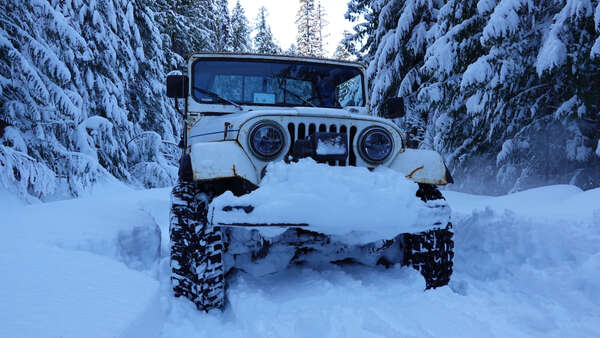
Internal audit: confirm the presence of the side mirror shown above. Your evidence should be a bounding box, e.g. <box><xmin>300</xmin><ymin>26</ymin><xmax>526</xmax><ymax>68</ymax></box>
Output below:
<box><xmin>166</xmin><ymin>75</ymin><xmax>189</xmax><ymax>99</ymax></box>
<box><xmin>382</xmin><ymin>97</ymin><xmax>405</xmax><ymax>119</ymax></box>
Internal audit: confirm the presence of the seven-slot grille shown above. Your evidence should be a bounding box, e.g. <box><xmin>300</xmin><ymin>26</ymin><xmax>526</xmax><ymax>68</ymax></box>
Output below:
<box><xmin>286</xmin><ymin>122</ymin><xmax>358</xmax><ymax>166</ymax></box>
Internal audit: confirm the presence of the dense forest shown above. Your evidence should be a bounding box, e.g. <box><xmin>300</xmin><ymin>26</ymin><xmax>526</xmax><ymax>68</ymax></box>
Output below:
<box><xmin>345</xmin><ymin>0</ymin><xmax>600</xmax><ymax>194</ymax></box>
<box><xmin>1</xmin><ymin>0</ymin><xmax>599</xmax><ymax>201</ymax></box>
<box><xmin>0</xmin><ymin>0</ymin><xmax>264</xmax><ymax>201</ymax></box>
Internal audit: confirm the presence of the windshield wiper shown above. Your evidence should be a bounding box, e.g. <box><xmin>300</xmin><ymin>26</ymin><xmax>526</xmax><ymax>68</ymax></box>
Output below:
<box><xmin>193</xmin><ymin>87</ymin><xmax>245</xmax><ymax>111</ymax></box>
<box><xmin>281</xmin><ymin>87</ymin><xmax>317</xmax><ymax>108</ymax></box>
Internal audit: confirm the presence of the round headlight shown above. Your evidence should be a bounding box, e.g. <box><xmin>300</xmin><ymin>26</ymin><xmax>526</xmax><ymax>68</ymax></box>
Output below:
<box><xmin>359</xmin><ymin>127</ymin><xmax>393</xmax><ymax>164</ymax></box>
<box><xmin>249</xmin><ymin>121</ymin><xmax>285</xmax><ymax>160</ymax></box>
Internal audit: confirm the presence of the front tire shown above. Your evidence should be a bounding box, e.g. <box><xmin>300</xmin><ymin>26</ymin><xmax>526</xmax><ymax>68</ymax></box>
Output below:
<box><xmin>403</xmin><ymin>227</ymin><xmax>453</xmax><ymax>288</ymax></box>
<box><xmin>403</xmin><ymin>184</ymin><xmax>454</xmax><ymax>289</ymax></box>
<box><xmin>169</xmin><ymin>181</ymin><xmax>225</xmax><ymax>311</ymax></box>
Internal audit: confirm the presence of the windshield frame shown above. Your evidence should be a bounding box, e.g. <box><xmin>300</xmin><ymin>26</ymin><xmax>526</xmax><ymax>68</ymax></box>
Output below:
<box><xmin>189</xmin><ymin>56</ymin><xmax>367</xmax><ymax>110</ymax></box>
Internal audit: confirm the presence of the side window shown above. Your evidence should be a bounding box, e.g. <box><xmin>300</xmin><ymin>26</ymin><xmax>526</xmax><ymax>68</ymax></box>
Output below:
<box><xmin>336</xmin><ymin>75</ymin><xmax>363</xmax><ymax>107</ymax></box>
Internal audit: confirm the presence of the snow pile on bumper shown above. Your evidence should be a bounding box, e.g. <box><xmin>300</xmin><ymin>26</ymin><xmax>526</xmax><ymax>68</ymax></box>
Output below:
<box><xmin>210</xmin><ymin>159</ymin><xmax>450</xmax><ymax>242</ymax></box>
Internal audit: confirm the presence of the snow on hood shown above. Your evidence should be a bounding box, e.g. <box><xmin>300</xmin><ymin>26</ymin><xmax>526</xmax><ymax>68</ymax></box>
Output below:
<box><xmin>210</xmin><ymin>159</ymin><xmax>450</xmax><ymax>242</ymax></box>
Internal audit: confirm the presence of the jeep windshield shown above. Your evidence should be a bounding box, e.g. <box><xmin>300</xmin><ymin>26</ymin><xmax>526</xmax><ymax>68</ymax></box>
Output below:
<box><xmin>191</xmin><ymin>58</ymin><xmax>365</xmax><ymax>109</ymax></box>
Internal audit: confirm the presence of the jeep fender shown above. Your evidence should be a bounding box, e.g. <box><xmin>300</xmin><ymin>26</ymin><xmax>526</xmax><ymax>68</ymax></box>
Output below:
<box><xmin>391</xmin><ymin>149</ymin><xmax>453</xmax><ymax>185</ymax></box>
<box><xmin>190</xmin><ymin>142</ymin><xmax>259</xmax><ymax>185</ymax></box>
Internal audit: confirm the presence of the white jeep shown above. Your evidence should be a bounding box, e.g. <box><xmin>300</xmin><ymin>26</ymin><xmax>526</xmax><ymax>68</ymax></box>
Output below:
<box><xmin>166</xmin><ymin>53</ymin><xmax>454</xmax><ymax>311</ymax></box>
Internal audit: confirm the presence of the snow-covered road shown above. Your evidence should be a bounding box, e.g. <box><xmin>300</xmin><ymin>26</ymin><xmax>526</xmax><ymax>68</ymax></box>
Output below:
<box><xmin>1</xmin><ymin>183</ymin><xmax>599</xmax><ymax>338</ymax></box>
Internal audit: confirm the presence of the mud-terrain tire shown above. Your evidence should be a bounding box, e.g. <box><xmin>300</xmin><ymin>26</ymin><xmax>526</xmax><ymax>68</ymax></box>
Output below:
<box><xmin>403</xmin><ymin>184</ymin><xmax>454</xmax><ymax>289</ymax></box>
<box><xmin>170</xmin><ymin>181</ymin><xmax>225</xmax><ymax>311</ymax></box>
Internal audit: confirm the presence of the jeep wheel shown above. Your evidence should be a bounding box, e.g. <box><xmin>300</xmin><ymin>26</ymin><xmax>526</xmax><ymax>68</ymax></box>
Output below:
<box><xmin>403</xmin><ymin>184</ymin><xmax>454</xmax><ymax>289</ymax></box>
<box><xmin>169</xmin><ymin>181</ymin><xmax>225</xmax><ymax>311</ymax></box>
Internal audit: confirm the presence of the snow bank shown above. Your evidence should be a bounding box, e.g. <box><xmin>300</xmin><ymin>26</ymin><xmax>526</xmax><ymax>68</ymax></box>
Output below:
<box><xmin>0</xmin><ymin>184</ymin><xmax>170</xmax><ymax>338</ymax></box>
<box><xmin>3</xmin><ymin>179</ymin><xmax>600</xmax><ymax>338</ymax></box>
<box><xmin>163</xmin><ymin>181</ymin><xmax>600</xmax><ymax>337</ymax></box>
<box><xmin>445</xmin><ymin>184</ymin><xmax>599</xmax><ymax>222</ymax></box>
<box><xmin>161</xmin><ymin>267</ymin><xmax>516</xmax><ymax>338</ymax></box>
<box><xmin>0</xmin><ymin>186</ymin><xmax>27</xmax><ymax>214</ymax></box>
<box><xmin>211</xmin><ymin>159</ymin><xmax>450</xmax><ymax>242</ymax></box>
<box><xmin>445</xmin><ymin>185</ymin><xmax>600</xmax><ymax>336</ymax></box>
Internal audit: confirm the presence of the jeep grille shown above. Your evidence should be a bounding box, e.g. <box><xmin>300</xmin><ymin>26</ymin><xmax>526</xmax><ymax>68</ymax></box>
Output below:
<box><xmin>286</xmin><ymin>122</ymin><xmax>358</xmax><ymax>166</ymax></box>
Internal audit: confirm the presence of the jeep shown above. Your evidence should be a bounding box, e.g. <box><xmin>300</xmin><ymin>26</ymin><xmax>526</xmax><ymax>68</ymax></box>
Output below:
<box><xmin>166</xmin><ymin>53</ymin><xmax>454</xmax><ymax>311</ymax></box>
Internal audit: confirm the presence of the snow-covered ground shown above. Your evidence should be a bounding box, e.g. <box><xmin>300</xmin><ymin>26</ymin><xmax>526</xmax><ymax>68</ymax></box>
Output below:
<box><xmin>1</xmin><ymin>178</ymin><xmax>599</xmax><ymax>337</ymax></box>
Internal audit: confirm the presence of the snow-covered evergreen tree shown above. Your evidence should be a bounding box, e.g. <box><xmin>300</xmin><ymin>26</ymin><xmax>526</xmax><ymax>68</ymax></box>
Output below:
<box><xmin>253</xmin><ymin>6</ymin><xmax>280</xmax><ymax>54</ymax></box>
<box><xmin>230</xmin><ymin>0</ymin><xmax>251</xmax><ymax>52</ymax></box>
<box><xmin>524</xmin><ymin>0</ymin><xmax>600</xmax><ymax>190</ymax></box>
<box><xmin>367</xmin><ymin>0</ymin><xmax>441</xmax><ymax>146</ymax></box>
<box><xmin>0</xmin><ymin>0</ymin><xmax>180</xmax><ymax>200</ymax></box>
<box><xmin>295</xmin><ymin>0</ymin><xmax>328</xmax><ymax>57</ymax></box>
<box><xmin>296</xmin><ymin>0</ymin><xmax>319</xmax><ymax>56</ymax></box>
<box><xmin>448</xmin><ymin>0</ymin><xmax>600</xmax><ymax>192</ymax></box>
<box><xmin>333</xmin><ymin>31</ymin><xmax>354</xmax><ymax>60</ymax></box>
<box><xmin>315</xmin><ymin>1</ymin><xmax>329</xmax><ymax>57</ymax></box>
<box><xmin>343</xmin><ymin>0</ymin><xmax>379</xmax><ymax>61</ymax></box>
<box><xmin>152</xmin><ymin>0</ymin><xmax>217</xmax><ymax>60</ymax></box>
<box><xmin>286</xmin><ymin>44</ymin><xmax>299</xmax><ymax>56</ymax></box>
<box><xmin>417</xmin><ymin>0</ymin><xmax>492</xmax><ymax>191</ymax></box>
<box><xmin>214</xmin><ymin>0</ymin><xmax>233</xmax><ymax>51</ymax></box>
<box><xmin>348</xmin><ymin>0</ymin><xmax>600</xmax><ymax>193</ymax></box>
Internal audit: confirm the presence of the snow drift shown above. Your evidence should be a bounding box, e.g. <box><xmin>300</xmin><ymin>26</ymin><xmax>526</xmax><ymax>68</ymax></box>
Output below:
<box><xmin>211</xmin><ymin>159</ymin><xmax>450</xmax><ymax>242</ymax></box>
<box><xmin>1</xmin><ymin>180</ymin><xmax>599</xmax><ymax>337</ymax></box>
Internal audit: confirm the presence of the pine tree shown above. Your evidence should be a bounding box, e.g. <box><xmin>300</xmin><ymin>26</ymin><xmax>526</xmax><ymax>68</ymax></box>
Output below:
<box><xmin>286</xmin><ymin>43</ymin><xmax>299</xmax><ymax>56</ymax></box>
<box><xmin>352</xmin><ymin>0</ymin><xmax>600</xmax><ymax>193</ymax></box>
<box><xmin>343</xmin><ymin>0</ymin><xmax>379</xmax><ymax>61</ymax></box>
<box><xmin>314</xmin><ymin>1</ymin><xmax>329</xmax><ymax>57</ymax></box>
<box><xmin>0</xmin><ymin>0</ymin><xmax>180</xmax><ymax>200</ymax></box>
<box><xmin>416</xmin><ymin>0</ymin><xmax>495</xmax><ymax>192</ymax></box>
<box><xmin>153</xmin><ymin>0</ymin><xmax>216</xmax><ymax>60</ymax></box>
<box><xmin>214</xmin><ymin>0</ymin><xmax>233</xmax><ymax>51</ymax></box>
<box><xmin>295</xmin><ymin>0</ymin><xmax>319</xmax><ymax>56</ymax></box>
<box><xmin>230</xmin><ymin>0</ymin><xmax>251</xmax><ymax>52</ymax></box>
<box><xmin>253</xmin><ymin>6</ymin><xmax>280</xmax><ymax>54</ymax></box>
<box><xmin>333</xmin><ymin>31</ymin><xmax>353</xmax><ymax>60</ymax></box>
<box><xmin>520</xmin><ymin>0</ymin><xmax>600</xmax><ymax>190</ymax></box>
<box><xmin>455</xmin><ymin>1</ymin><xmax>569</xmax><ymax>192</ymax></box>
<box><xmin>367</xmin><ymin>0</ymin><xmax>440</xmax><ymax>148</ymax></box>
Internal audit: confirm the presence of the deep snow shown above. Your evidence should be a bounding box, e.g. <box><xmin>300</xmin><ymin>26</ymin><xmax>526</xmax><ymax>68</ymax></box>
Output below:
<box><xmin>1</xmin><ymin>177</ymin><xmax>599</xmax><ymax>337</ymax></box>
<box><xmin>212</xmin><ymin>159</ymin><xmax>450</xmax><ymax>242</ymax></box>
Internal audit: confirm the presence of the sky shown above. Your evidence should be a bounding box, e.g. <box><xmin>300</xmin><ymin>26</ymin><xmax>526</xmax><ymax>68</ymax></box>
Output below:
<box><xmin>231</xmin><ymin>0</ymin><xmax>355</xmax><ymax>57</ymax></box>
